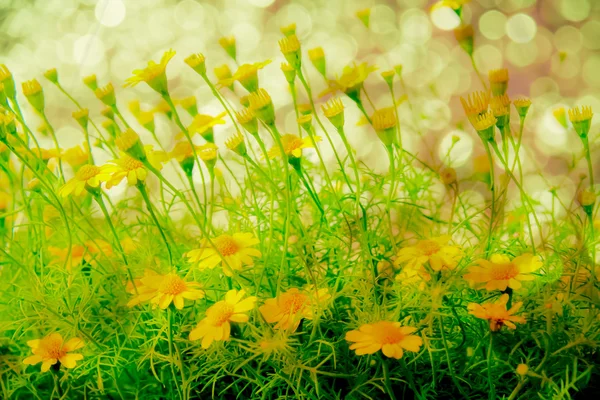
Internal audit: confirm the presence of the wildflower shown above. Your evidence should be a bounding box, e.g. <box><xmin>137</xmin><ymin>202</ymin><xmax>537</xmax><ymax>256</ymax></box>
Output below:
<box><xmin>259</xmin><ymin>287</ymin><xmax>330</xmax><ymax>332</ymax></box>
<box><xmin>460</xmin><ymin>91</ymin><xmax>490</xmax><ymax>121</ymax></box>
<box><xmin>381</xmin><ymin>69</ymin><xmax>395</xmax><ymax>89</ymax></box>
<box><xmin>281</xmin><ymin>62</ymin><xmax>296</xmax><ymax>84</ymax></box>
<box><xmin>297</xmin><ymin>114</ymin><xmax>313</xmax><ymax>133</ymax></box>
<box><xmin>356</xmin><ymin>8</ymin><xmax>371</xmax><ymax>28</ymax></box>
<box><xmin>197</xmin><ymin>143</ymin><xmax>218</xmax><ymax>170</ymax></box>
<box><xmin>185</xmin><ymin>53</ymin><xmax>207</xmax><ymax>76</ymax></box>
<box><xmin>516</xmin><ymin>364</ymin><xmax>529</xmax><ymax>376</ymax></box>
<box><xmin>102</xmin><ymin>119</ymin><xmax>119</xmax><ymax>138</ymax></box>
<box><xmin>577</xmin><ymin>188</ymin><xmax>595</xmax><ymax>215</ymax></box>
<box><xmin>186</xmin><ymin>112</ymin><xmax>227</xmax><ymax>142</ymax></box>
<box><xmin>514</xmin><ymin>97</ymin><xmax>531</xmax><ymax>119</ymax></box>
<box><xmin>322</xmin><ymin>97</ymin><xmax>345</xmax><ymax>130</ymax></box>
<box><xmin>178</xmin><ymin>96</ymin><xmax>198</xmax><ymax>116</ymax></box>
<box><xmin>454</xmin><ymin>24</ymin><xmax>474</xmax><ymax>55</ymax></box>
<box><xmin>125</xmin><ymin>49</ymin><xmax>175</xmax><ymax>96</ymax></box>
<box><xmin>568</xmin><ymin>106</ymin><xmax>593</xmax><ymax>138</ymax></box>
<box><xmin>308</xmin><ymin>47</ymin><xmax>326</xmax><ymax>78</ymax></box>
<box><xmin>186</xmin><ymin>232</ymin><xmax>261</xmax><ymax>276</ymax></box>
<box><xmin>320</xmin><ymin>63</ymin><xmax>377</xmax><ymax>101</ymax></box>
<box><xmin>491</xmin><ymin>94</ymin><xmax>511</xmax><ymax>128</ymax></box>
<box><xmin>248</xmin><ymin>88</ymin><xmax>275</xmax><ymax>125</ymax></box>
<box><xmin>279</xmin><ymin>34</ymin><xmax>302</xmax><ymax>69</ymax></box>
<box><xmin>464</xmin><ymin>253</ymin><xmax>542</xmax><ymax>291</ymax></box>
<box><xmin>488</xmin><ymin>68</ymin><xmax>509</xmax><ymax>96</ymax></box>
<box><xmin>115</xmin><ymin>128</ymin><xmax>146</xmax><ymax>161</ymax></box>
<box><xmin>63</xmin><ymin>146</ymin><xmax>89</xmax><ymax>168</ymax></box>
<box><xmin>468</xmin><ymin>293</ymin><xmax>526</xmax><ymax>331</ymax></box>
<box><xmin>102</xmin><ymin>106</ymin><xmax>115</xmax><ymax>120</ymax></box>
<box><xmin>440</xmin><ymin>167</ymin><xmax>457</xmax><ymax>185</ymax></box>
<box><xmin>72</xmin><ymin>108</ymin><xmax>89</xmax><ymax>130</ymax></box>
<box><xmin>103</xmin><ymin>147</ymin><xmax>167</xmax><ymax>189</ymax></box>
<box><xmin>225</xmin><ymin>60</ymin><xmax>271</xmax><ymax>93</ymax></box>
<box><xmin>136</xmin><ymin>111</ymin><xmax>155</xmax><ymax>133</ymax></box>
<box><xmin>43</xmin><ymin>68</ymin><xmax>59</xmax><ymax>84</ymax></box>
<box><xmin>23</xmin><ymin>333</ymin><xmax>84</xmax><ymax>372</ymax></box>
<box><xmin>189</xmin><ymin>290</ymin><xmax>257</xmax><ymax>349</ymax></box>
<box><xmin>280</xmin><ymin>23</ymin><xmax>296</xmax><ymax>37</ymax></box>
<box><xmin>58</xmin><ymin>165</ymin><xmax>111</xmax><ymax>197</ymax></box>
<box><xmin>471</xmin><ymin>110</ymin><xmax>496</xmax><ymax>142</ymax></box>
<box><xmin>225</xmin><ymin>133</ymin><xmax>247</xmax><ymax>156</ymax></box>
<box><xmin>218</xmin><ymin>36</ymin><xmax>236</xmax><ymax>60</ymax></box>
<box><xmin>22</xmin><ymin>79</ymin><xmax>45</xmax><ymax>114</ymax></box>
<box><xmin>394</xmin><ymin>235</ymin><xmax>463</xmax><ymax>274</ymax></box>
<box><xmin>170</xmin><ymin>141</ymin><xmax>200</xmax><ymax>175</ymax></box>
<box><xmin>0</xmin><ymin>64</ymin><xmax>16</xmax><ymax>98</ymax></box>
<box><xmin>372</xmin><ymin>107</ymin><xmax>397</xmax><ymax>147</ymax></box>
<box><xmin>82</xmin><ymin>74</ymin><xmax>97</xmax><ymax>91</ymax></box>
<box><xmin>267</xmin><ymin>134</ymin><xmax>321</xmax><ymax>159</ymax></box>
<box><xmin>553</xmin><ymin>107</ymin><xmax>568</xmax><ymax>128</ymax></box>
<box><xmin>95</xmin><ymin>83</ymin><xmax>116</xmax><ymax>107</ymax></box>
<box><xmin>126</xmin><ymin>269</ymin><xmax>205</xmax><ymax>310</ymax></box>
<box><xmin>48</xmin><ymin>241</ymin><xmax>111</xmax><ymax>272</ymax></box>
<box><xmin>0</xmin><ymin>112</ymin><xmax>16</xmax><ymax>139</ymax></box>
<box><xmin>346</xmin><ymin>321</ymin><xmax>422</xmax><ymax>359</ymax></box>
<box><xmin>214</xmin><ymin>64</ymin><xmax>234</xmax><ymax>90</ymax></box>
<box><xmin>236</xmin><ymin>108</ymin><xmax>258</xmax><ymax>136</ymax></box>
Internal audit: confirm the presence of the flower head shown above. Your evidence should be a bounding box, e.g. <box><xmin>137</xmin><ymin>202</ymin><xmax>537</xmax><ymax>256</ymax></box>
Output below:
<box><xmin>372</xmin><ymin>107</ymin><xmax>397</xmax><ymax>146</ymax></box>
<box><xmin>186</xmin><ymin>232</ymin><xmax>261</xmax><ymax>276</ymax></box>
<box><xmin>95</xmin><ymin>83</ymin><xmax>116</xmax><ymax>107</ymax></box>
<box><xmin>186</xmin><ymin>112</ymin><xmax>227</xmax><ymax>142</ymax></box>
<box><xmin>464</xmin><ymin>253</ymin><xmax>542</xmax><ymax>291</ymax></box>
<box><xmin>125</xmin><ymin>49</ymin><xmax>175</xmax><ymax>95</ymax></box>
<box><xmin>48</xmin><ymin>241</ymin><xmax>111</xmax><ymax>273</ymax></box>
<box><xmin>471</xmin><ymin>110</ymin><xmax>497</xmax><ymax>141</ymax></box>
<box><xmin>225</xmin><ymin>132</ymin><xmax>246</xmax><ymax>156</ymax></box>
<box><xmin>346</xmin><ymin>321</ymin><xmax>422</xmax><ymax>359</ymax></box>
<box><xmin>126</xmin><ymin>270</ymin><xmax>205</xmax><ymax>310</ymax></box>
<box><xmin>23</xmin><ymin>333</ymin><xmax>84</xmax><ymax>372</ymax></box>
<box><xmin>218</xmin><ymin>36</ymin><xmax>237</xmax><ymax>60</ymax></box>
<box><xmin>454</xmin><ymin>24</ymin><xmax>474</xmax><ymax>55</ymax></box>
<box><xmin>224</xmin><ymin>60</ymin><xmax>271</xmax><ymax>93</ymax></box>
<box><xmin>322</xmin><ymin>97</ymin><xmax>345</xmax><ymax>129</ymax></box>
<box><xmin>320</xmin><ymin>63</ymin><xmax>377</xmax><ymax>99</ymax></box>
<box><xmin>468</xmin><ymin>294</ymin><xmax>525</xmax><ymax>331</ymax></box>
<box><xmin>356</xmin><ymin>8</ymin><xmax>371</xmax><ymax>28</ymax></box>
<box><xmin>184</xmin><ymin>53</ymin><xmax>206</xmax><ymax>76</ymax></box>
<box><xmin>267</xmin><ymin>134</ymin><xmax>321</xmax><ymax>159</ymax></box>
<box><xmin>0</xmin><ymin>64</ymin><xmax>16</xmax><ymax>98</ymax></box>
<box><xmin>460</xmin><ymin>91</ymin><xmax>490</xmax><ymax>120</ymax></box>
<box><xmin>248</xmin><ymin>88</ymin><xmax>275</xmax><ymax>125</ymax></box>
<box><xmin>214</xmin><ymin>64</ymin><xmax>234</xmax><ymax>90</ymax></box>
<box><xmin>44</xmin><ymin>68</ymin><xmax>59</xmax><ymax>84</ymax></box>
<box><xmin>259</xmin><ymin>287</ymin><xmax>330</xmax><ymax>332</ymax></box>
<box><xmin>72</xmin><ymin>108</ymin><xmax>89</xmax><ymax>129</ymax></box>
<box><xmin>488</xmin><ymin>68</ymin><xmax>509</xmax><ymax>95</ymax></box>
<box><xmin>513</xmin><ymin>97</ymin><xmax>531</xmax><ymax>118</ymax></box>
<box><xmin>236</xmin><ymin>108</ymin><xmax>258</xmax><ymax>135</ymax></box>
<box><xmin>189</xmin><ymin>289</ymin><xmax>257</xmax><ymax>349</ymax></box>
<box><xmin>279</xmin><ymin>35</ymin><xmax>302</xmax><ymax>69</ymax></box>
<box><xmin>103</xmin><ymin>146</ymin><xmax>167</xmax><ymax>188</ymax></box>
<box><xmin>308</xmin><ymin>47</ymin><xmax>326</xmax><ymax>77</ymax></box>
<box><xmin>22</xmin><ymin>79</ymin><xmax>45</xmax><ymax>114</ymax></box>
<box><xmin>82</xmin><ymin>74</ymin><xmax>97</xmax><ymax>91</ymax></box>
<box><xmin>58</xmin><ymin>164</ymin><xmax>111</xmax><ymax>197</ymax></box>
<box><xmin>394</xmin><ymin>236</ymin><xmax>463</xmax><ymax>280</ymax></box>
<box><xmin>280</xmin><ymin>23</ymin><xmax>296</xmax><ymax>37</ymax></box>
<box><xmin>568</xmin><ymin>106</ymin><xmax>593</xmax><ymax>138</ymax></box>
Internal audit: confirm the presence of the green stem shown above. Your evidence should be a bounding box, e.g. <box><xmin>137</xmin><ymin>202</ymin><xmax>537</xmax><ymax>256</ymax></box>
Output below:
<box><xmin>137</xmin><ymin>182</ymin><xmax>173</xmax><ymax>266</ymax></box>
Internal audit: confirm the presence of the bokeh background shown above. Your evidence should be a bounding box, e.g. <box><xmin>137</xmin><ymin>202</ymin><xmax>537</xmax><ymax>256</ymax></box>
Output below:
<box><xmin>0</xmin><ymin>0</ymin><xmax>598</xmax><ymax>216</ymax></box>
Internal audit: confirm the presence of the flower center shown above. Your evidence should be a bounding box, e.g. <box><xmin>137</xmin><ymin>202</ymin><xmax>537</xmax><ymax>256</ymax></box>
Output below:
<box><xmin>212</xmin><ymin>302</ymin><xmax>235</xmax><ymax>326</ymax></box>
<box><xmin>122</xmin><ymin>156</ymin><xmax>144</xmax><ymax>171</ymax></box>
<box><xmin>159</xmin><ymin>274</ymin><xmax>186</xmax><ymax>295</ymax></box>
<box><xmin>214</xmin><ymin>235</ymin><xmax>239</xmax><ymax>256</ymax></box>
<box><xmin>283</xmin><ymin>138</ymin><xmax>303</xmax><ymax>155</ymax></box>
<box><xmin>76</xmin><ymin>165</ymin><xmax>99</xmax><ymax>181</ymax></box>
<box><xmin>41</xmin><ymin>337</ymin><xmax>66</xmax><ymax>359</ymax></box>
<box><xmin>71</xmin><ymin>245</ymin><xmax>85</xmax><ymax>258</ymax></box>
<box><xmin>491</xmin><ymin>263</ymin><xmax>519</xmax><ymax>280</ymax></box>
<box><xmin>283</xmin><ymin>293</ymin><xmax>308</xmax><ymax>314</ymax></box>
<box><xmin>418</xmin><ymin>240</ymin><xmax>441</xmax><ymax>256</ymax></box>
<box><xmin>372</xmin><ymin>324</ymin><xmax>405</xmax><ymax>344</ymax></box>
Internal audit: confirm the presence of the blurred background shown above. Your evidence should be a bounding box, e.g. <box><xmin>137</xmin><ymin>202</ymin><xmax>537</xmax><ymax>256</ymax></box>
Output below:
<box><xmin>0</xmin><ymin>0</ymin><xmax>598</xmax><ymax>211</ymax></box>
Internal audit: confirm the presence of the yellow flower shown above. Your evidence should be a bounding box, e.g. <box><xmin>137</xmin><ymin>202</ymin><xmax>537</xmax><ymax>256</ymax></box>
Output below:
<box><xmin>189</xmin><ymin>289</ymin><xmax>257</xmax><ymax>349</ymax></box>
<box><xmin>58</xmin><ymin>164</ymin><xmax>111</xmax><ymax>197</ymax></box>
<box><xmin>460</xmin><ymin>91</ymin><xmax>490</xmax><ymax>121</ymax></box>
<box><xmin>218</xmin><ymin>36</ymin><xmax>236</xmax><ymax>60</ymax></box>
<box><xmin>568</xmin><ymin>105</ymin><xmax>593</xmax><ymax>138</ymax></box>
<box><xmin>267</xmin><ymin>134</ymin><xmax>321</xmax><ymax>159</ymax></box>
<box><xmin>322</xmin><ymin>97</ymin><xmax>345</xmax><ymax>129</ymax></box>
<box><xmin>125</xmin><ymin>49</ymin><xmax>176</xmax><ymax>95</ymax></box>
<box><xmin>102</xmin><ymin>146</ymin><xmax>167</xmax><ymax>189</ymax></box>
<box><xmin>95</xmin><ymin>83</ymin><xmax>116</xmax><ymax>107</ymax></box>
<box><xmin>185</xmin><ymin>112</ymin><xmax>227</xmax><ymax>142</ymax></box>
<box><xmin>454</xmin><ymin>24</ymin><xmax>474</xmax><ymax>55</ymax></box>
<box><xmin>225</xmin><ymin>132</ymin><xmax>246</xmax><ymax>156</ymax></box>
<box><xmin>488</xmin><ymin>68</ymin><xmax>509</xmax><ymax>95</ymax></box>
<box><xmin>280</xmin><ymin>23</ymin><xmax>296</xmax><ymax>37</ymax></box>
<box><xmin>345</xmin><ymin>321</ymin><xmax>422</xmax><ymax>359</ymax></box>
<box><xmin>394</xmin><ymin>236</ymin><xmax>463</xmax><ymax>273</ymax></box>
<box><xmin>23</xmin><ymin>333</ymin><xmax>84</xmax><ymax>372</ymax></box>
<box><xmin>126</xmin><ymin>269</ymin><xmax>205</xmax><ymax>310</ymax></box>
<box><xmin>259</xmin><ymin>288</ymin><xmax>330</xmax><ymax>332</ymax></box>
<box><xmin>356</xmin><ymin>8</ymin><xmax>371</xmax><ymax>28</ymax></box>
<box><xmin>214</xmin><ymin>64</ymin><xmax>234</xmax><ymax>90</ymax></box>
<box><xmin>279</xmin><ymin>35</ymin><xmax>301</xmax><ymax>68</ymax></box>
<box><xmin>248</xmin><ymin>88</ymin><xmax>275</xmax><ymax>125</ymax></box>
<box><xmin>513</xmin><ymin>97</ymin><xmax>531</xmax><ymax>118</ymax></box>
<box><xmin>48</xmin><ymin>241</ymin><xmax>111</xmax><ymax>272</ymax></box>
<box><xmin>184</xmin><ymin>53</ymin><xmax>206</xmax><ymax>75</ymax></box>
<box><xmin>468</xmin><ymin>293</ymin><xmax>526</xmax><ymax>331</ymax></box>
<box><xmin>464</xmin><ymin>253</ymin><xmax>542</xmax><ymax>291</ymax></box>
<box><xmin>62</xmin><ymin>145</ymin><xmax>89</xmax><ymax>168</ymax></box>
<box><xmin>186</xmin><ymin>232</ymin><xmax>261</xmax><ymax>276</ymax></box>
<box><xmin>224</xmin><ymin>60</ymin><xmax>272</xmax><ymax>92</ymax></box>
<box><xmin>320</xmin><ymin>62</ymin><xmax>377</xmax><ymax>98</ymax></box>
<box><xmin>516</xmin><ymin>363</ymin><xmax>529</xmax><ymax>376</ymax></box>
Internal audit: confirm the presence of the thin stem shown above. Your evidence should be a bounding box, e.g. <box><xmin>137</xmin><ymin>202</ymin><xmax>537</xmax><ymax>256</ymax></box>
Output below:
<box><xmin>137</xmin><ymin>183</ymin><xmax>174</xmax><ymax>266</ymax></box>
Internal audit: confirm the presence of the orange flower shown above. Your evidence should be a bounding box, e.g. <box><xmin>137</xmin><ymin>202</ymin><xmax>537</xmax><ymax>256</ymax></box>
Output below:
<box><xmin>259</xmin><ymin>288</ymin><xmax>330</xmax><ymax>332</ymax></box>
<box><xmin>23</xmin><ymin>333</ymin><xmax>84</xmax><ymax>372</ymax></box>
<box><xmin>345</xmin><ymin>321</ymin><xmax>422</xmax><ymax>359</ymax></box>
<box><xmin>468</xmin><ymin>294</ymin><xmax>526</xmax><ymax>331</ymax></box>
<box><xmin>464</xmin><ymin>253</ymin><xmax>542</xmax><ymax>291</ymax></box>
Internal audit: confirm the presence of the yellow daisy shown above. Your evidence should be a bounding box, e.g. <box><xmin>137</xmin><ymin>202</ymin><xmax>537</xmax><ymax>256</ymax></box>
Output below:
<box><xmin>319</xmin><ymin>62</ymin><xmax>377</xmax><ymax>98</ymax></box>
<box><xmin>189</xmin><ymin>289</ymin><xmax>257</xmax><ymax>349</ymax></box>
<box><xmin>464</xmin><ymin>253</ymin><xmax>542</xmax><ymax>291</ymax></box>
<box><xmin>183</xmin><ymin>112</ymin><xmax>227</xmax><ymax>142</ymax></box>
<box><xmin>394</xmin><ymin>235</ymin><xmax>463</xmax><ymax>272</ymax></box>
<box><xmin>126</xmin><ymin>270</ymin><xmax>205</xmax><ymax>310</ymax></box>
<box><xmin>186</xmin><ymin>232</ymin><xmax>261</xmax><ymax>276</ymax></box>
<box><xmin>124</xmin><ymin>49</ymin><xmax>176</xmax><ymax>95</ymax></box>
<box><xmin>102</xmin><ymin>146</ymin><xmax>167</xmax><ymax>189</ymax></box>
<box><xmin>267</xmin><ymin>134</ymin><xmax>321</xmax><ymax>159</ymax></box>
<box><xmin>345</xmin><ymin>321</ymin><xmax>422</xmax><ymax>359</ymax></box>
<box><xmin>23</xmin><ymin>333</ymin><xmax>84</xmax><ymax>372</ymax></box>
<box><xmin>58</xmin><ymin>164</ymin><xmax>112</xmax><ymax>197</ymax></box>
<box><xmin>223</xmin><ymin>60</ymin><xmax>272</xmax><ymax>92</ymax></box>
<box><xmin>259</xmin><ymin>287</ymin><xmax>330</xmax><ymax>332</ymax></box>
